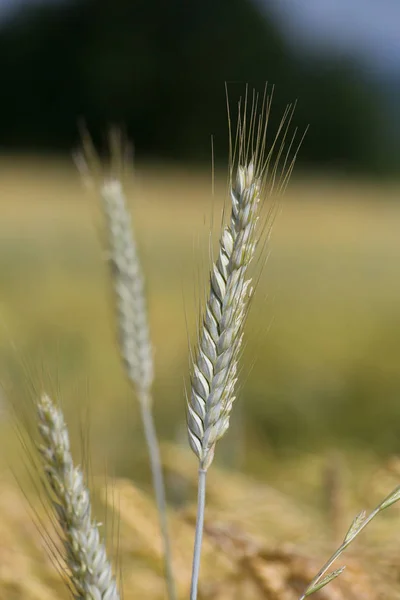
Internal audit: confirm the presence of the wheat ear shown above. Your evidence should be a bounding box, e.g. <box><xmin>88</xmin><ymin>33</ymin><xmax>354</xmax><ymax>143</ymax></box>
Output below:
<box><xmin>100</xmin><ymin>179</ymin><xmax>153</xmax><ymax>393</ymax></box>
<box><xmin>187</xmin><ymin>89</ymin><xmax>300</xmax><ymax>600</ymax></box>
<box><xmin>98</xmin><ymin>176</ymin><xmax>176</xmax><ymax>600</ymax></box>
<box><xmin>187</xmin><ymin>160</ymin><xmax>261</xmax><ymax>600</ymax></box>
<box><xmin>37</xmin><ymin>393</ymin><xmax>120</xmax><ymax>600</ymax></box>
<box><xmin>187</xmin><ymin>161</ymin><xmax>260</xmax><ymax>472</ymax></box>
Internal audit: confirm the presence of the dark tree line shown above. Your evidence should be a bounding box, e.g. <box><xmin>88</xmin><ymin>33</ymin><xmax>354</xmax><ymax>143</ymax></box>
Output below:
<box><xmin>0</xmin><ymin>0</ymin><xmax>387</xmax><ymax>172</ymax></box>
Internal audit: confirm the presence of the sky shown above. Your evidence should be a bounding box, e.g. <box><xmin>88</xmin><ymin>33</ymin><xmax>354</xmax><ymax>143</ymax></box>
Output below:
<box><xmin>0</xmin><ymin>0</ymin><xmax>62</xmax><ymax>20</ymax></box>
<box><xmin>1</xmin><ymin>0</ymin><xmax>400</xmax><ymax>76</ymax></box>
<box><xmin>264</xmin><ymin>0</ymin><xmax>400</xmax><ymax>76</ymax></box>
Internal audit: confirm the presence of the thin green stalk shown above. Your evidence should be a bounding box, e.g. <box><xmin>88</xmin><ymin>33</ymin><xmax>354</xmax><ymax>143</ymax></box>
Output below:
<box><xmin>139</xmin><ymin>390</ymin><xmax>176</xmax><ymax>600</ymax></box>
<box><xmin>301</xmin><ymin>483</ymin><xmax>400</xmax><ymax>598</ymax></box>
<box><xmin>299</xmin><ymin>508</ymin><xmax>378</xmax><ymax>600</ymax></box>
<box><xmin>190</xmin><ymin>468</ymin><xmax>207</xmax><ymax>600</ymax></box>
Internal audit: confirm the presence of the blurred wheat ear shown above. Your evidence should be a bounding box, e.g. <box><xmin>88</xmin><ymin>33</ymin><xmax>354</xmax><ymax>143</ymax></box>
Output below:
<box><xmin>37</xmin><ymin>393</ymin><xmax>120</xmax><ymax>600</ymax></box>
<box><xmin>187</xmin><ymin>87</ymin><xmax>300</xmax><ymax>600</ymax></box>
<box><xmin>75</xmin><ymin>129</ymin><xmax>176</xmax><ymax>600</ymax></box>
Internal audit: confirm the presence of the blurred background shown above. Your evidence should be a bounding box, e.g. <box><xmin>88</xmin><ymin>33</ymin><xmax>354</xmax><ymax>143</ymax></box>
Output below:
<box><xmin>2</xmin><ymin>1</ymin><xmax>400</xmax><ymax>598</ymax></box>
<box><xmin>0</xmin><ymin>0</ymin><xmax>399</xmax><ymax>173</ymax></box>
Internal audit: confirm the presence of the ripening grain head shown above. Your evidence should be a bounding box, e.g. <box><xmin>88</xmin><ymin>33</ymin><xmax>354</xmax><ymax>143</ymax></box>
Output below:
<box><xmin>187</xmin><ymin>88</ymin><xmax>300</xmax><ymax>470</ymax></box>
<box><xmin>37</xmin><ymin>393</ymin><xmax>120</xmax><ymax>600</ymax></box>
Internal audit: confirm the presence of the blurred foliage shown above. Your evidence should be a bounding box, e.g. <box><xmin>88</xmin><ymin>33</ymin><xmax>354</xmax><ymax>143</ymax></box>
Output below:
<box><xmin>0</xmin><ymin>0</ymin><xmax>388</xmax><ymax>173</ymax></box>
<box><xmin>1</xmin><ymin>161</ymin><xmax>400</xmax><ymax>466</ymax></box>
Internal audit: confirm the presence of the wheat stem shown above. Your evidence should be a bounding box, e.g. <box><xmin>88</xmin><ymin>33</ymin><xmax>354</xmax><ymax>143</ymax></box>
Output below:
<box><xmin>139</xmin><ymin>389</ymin><xmax>176</xmax><ymax>600</ymax></box>
<box><xmin>187</xmin><ymin>162</ymin><xmax>262</xmax><ymax>600</ymax></box>
<box><xmin>77</xmin><ymin>141</ymin><xmax>177</xmax><ymax>598</ymax></box>
<box><xmin>37</xmin><ymin>393</ymin><xmax>120</xmax><ymax>600</ymax></box>
<box><xmin>99</xmin><ymin>178</ymin><xmax>176</xmax><ymax>600</ymax></box>
<box><xmin>190</xmin><ymin>468</ymin><xmax>207</xmax><ymax>600</ymax></box>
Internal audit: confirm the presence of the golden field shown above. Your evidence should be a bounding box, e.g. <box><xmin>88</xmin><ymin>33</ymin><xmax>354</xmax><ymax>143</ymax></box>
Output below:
<box><xmin>2</xmin><ymin>158</ymin><xmax>400</xmax><ymax>598</ymax></box>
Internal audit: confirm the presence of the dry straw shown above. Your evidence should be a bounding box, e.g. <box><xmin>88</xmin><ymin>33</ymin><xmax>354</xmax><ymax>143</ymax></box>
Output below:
<box><xmin>37</xmin><ymin>393</ymin><xmax>120</xmax><ymax>600</ymax></box>
<box><xmin>75</xmin><ymin>131</ymin><xmax>176</xmax><ymax>600</ymax></box>
<box><xmin>187</xmin><ymin>88</ymin><xmax>300</xmax><ymax>600</ymax></box>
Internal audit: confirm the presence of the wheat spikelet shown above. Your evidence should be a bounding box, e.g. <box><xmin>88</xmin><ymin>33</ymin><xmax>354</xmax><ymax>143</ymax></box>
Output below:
<box><xmin>37</xmin><ymin>393</ymin><xmax>120</xmax><ymax>600</ymax></box>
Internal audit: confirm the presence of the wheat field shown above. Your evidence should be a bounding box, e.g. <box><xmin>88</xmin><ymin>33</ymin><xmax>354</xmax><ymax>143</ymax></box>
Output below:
<box><xmin>2</xmin><ymin>157</ymin><xmax>400</xmax><ymax>598</ymax></box>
